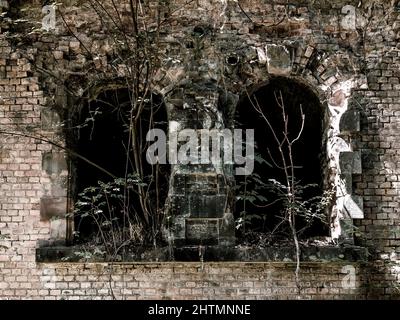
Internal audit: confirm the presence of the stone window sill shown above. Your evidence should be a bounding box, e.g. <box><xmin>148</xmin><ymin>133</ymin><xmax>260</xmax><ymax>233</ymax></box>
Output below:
<box><xmin>36</xmin><ymin>244</ymin><xmax>368</xmax><ymax>263</ymax></box>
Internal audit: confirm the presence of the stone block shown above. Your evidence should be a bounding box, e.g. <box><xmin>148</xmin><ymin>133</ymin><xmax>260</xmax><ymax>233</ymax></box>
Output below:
<box><xmin>185</xmin><ymin>214</ymin><xmax>235</xmax><ymax>246</ymax></box>
<box><xmin>339</xmin><ymin>151</ymin><xmax>361</xmax><ymax>175</ymax></box>
<box><xmin>339</xmin><ymin>109</ymin><xmax>360</xmax><ymax>134</ymax></box>
<box><xmin>50</xmin><ymin>218</ymin><xmax>66</xmax><ymax>240</ymax></box>
<box><xmin>188</xmin><ymin>194</ymin><xmax>226</xmax><ymax>218</ymax></box>
<box><xmin>42</xmin><ymin>152</ymin><xmax>68</xmax><ymax>175</ymax></box>
<box><xmin>167</xmin><ymin>195</ymin><xmax>188</xmax><ymax>217</ymax></box>
<box><xmin>40</xmin><ymin>196</ymin><xmax>67</xmax><ymax>221</ymax></box>
<box><xmin>265</xmin><ymin>44</ymin><xmax>292</xmax><ymax>76</ymax></box>
<box><xmin>49</xmin><ymin>180</ymin><xmax>68</xmax><ymax>197</ymax></box>
<box><xmin>185</xmin><ymin>218</ymin><xmax>219</xmax><ymax>245</ymax></box>
<box><xmin>185</xmin><ymin>174</ymin><xmax>218</xmax><ymax>194</ymax></box>
<box><xmin>170</xmin><ymin>216</ymin><xmax>187</xmax><ymax>244</ymax></box>
<box><xmin>304</xmin><ymin>45</ymin><xmax>314</xmax><ymax>58</ymax></box>
<box><xmin>343</xmin><ymin>194</ymin><xmax>364</xmax><ymax>219</ymax></box>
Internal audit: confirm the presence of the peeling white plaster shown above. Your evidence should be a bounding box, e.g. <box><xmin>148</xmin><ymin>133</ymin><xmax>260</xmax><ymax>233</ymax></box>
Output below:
<box><xmin>202</xmin><ymin>112</ymin><xmax>213</xmax><ymax>129</ymax></box>
<box><xmin>169</xmin><ymin>120</ymin><xmax>180</xmax><ymax>134</ymax></box>
<box><xmin>218</xmin><ymin>0</ymin><xmax>228</xmax><ymax>31</ymax></box>
<box><xmin>323</xmin><ymin>78</ymin><xmax>363</xmax><ymax>240</ymax></box>
<box><xmin>256</xmin><ymin>47</ymin><xmax>267</xmax><ymax>65</ymax></box>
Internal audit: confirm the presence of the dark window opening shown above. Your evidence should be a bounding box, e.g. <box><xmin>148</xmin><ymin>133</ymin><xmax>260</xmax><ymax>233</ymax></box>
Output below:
<box><xmin>234</xmin><ymin>77</ymin><xmax>329</xmax><ymax>243</ymax></box>
<box><xmin>69</xmin><ymin>88</ymin><xmax>169</xmax><ymax>244</ymax></box>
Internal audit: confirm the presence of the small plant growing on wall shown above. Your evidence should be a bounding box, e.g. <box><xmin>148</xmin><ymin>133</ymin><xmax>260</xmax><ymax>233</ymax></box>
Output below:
<box><xmin>70</xmin><ymin>173</ymin><xmax>151</xmax><ymax>260</ymax></box>
<box><xmin>234</xmin><ymin>89</ymin><xmax>334</xmax><ymax>291</ymax></box>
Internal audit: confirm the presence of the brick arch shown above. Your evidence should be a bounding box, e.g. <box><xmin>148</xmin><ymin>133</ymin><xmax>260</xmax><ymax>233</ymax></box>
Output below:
<box><xmin>140</xmin><ymin>36</ymin><xmax>367</xmax><ymax>246</ymax></box>
<box><xmin>232</xmin><ymin>58</ymin><xmax>365</xmax><ymax>243</ymax></box>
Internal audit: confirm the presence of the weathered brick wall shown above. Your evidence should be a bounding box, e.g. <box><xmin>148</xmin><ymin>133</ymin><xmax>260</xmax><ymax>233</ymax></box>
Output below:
<box><xmin>1</xmin><ymin>262</ymin><xmax>366</xmax><ymax>300</ymax></box>
<box><xmin>351</xmin><ymin>0</ymin><xmax>400</xmax><ymax>298</ymax></box>
<box><xmin>0</xmin><ymin>0</ymin><xmax>399</xmax><ymax>299</ymax></box>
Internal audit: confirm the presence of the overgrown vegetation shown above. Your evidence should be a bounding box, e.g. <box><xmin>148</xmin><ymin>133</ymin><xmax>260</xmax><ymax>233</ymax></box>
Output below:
<box><xmin>3</xmin><ymin>2</ymin><xmax>336</xmax><ymax>261</ymax></box>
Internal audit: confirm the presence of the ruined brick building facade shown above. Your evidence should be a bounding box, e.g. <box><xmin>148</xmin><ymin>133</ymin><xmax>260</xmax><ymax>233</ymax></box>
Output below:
<box><xmin>0</xmin><ymin>0</ymin><xmax>400</xmax><ymax>299</ymax></box>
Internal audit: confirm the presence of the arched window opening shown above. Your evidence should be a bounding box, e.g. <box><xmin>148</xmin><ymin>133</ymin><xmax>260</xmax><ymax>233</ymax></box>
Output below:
<box><xmin>234</xmin><ymin>77</ymin><xmax>330</xmax><ymax>244</ymax></box>
<box><xmin>69</xmin><ymin>88</ymin><xmax>170</xmax><ymax>247</ymax></box>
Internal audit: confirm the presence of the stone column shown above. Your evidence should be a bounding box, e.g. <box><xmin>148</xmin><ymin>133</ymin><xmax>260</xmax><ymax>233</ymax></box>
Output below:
<box><xmin>164</xmin><ymin>84</ymin><xmax>235</xmax><ymax>246</ymax></box>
